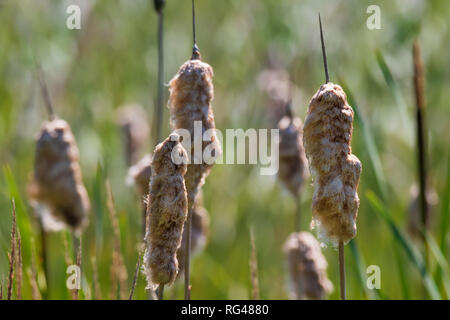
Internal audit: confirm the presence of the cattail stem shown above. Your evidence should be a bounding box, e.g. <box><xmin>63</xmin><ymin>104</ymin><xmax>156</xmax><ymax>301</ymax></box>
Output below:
<box><xmin>155</xmin><ymin>3</ymin><xmax>165</xmax><ymax>144</ymax></box>
<box><xmin>72</xmin><ymin>233</ymin><xmax>81</xmax><ymax>300</ymax></box>
<box><xmin>295</xmin><ymin>196</ymin><xmax>302</xmax><ymax>232</ymax></box>
<box><xmin>338</xmin><ymin>241</ymin><xmax>346</xmax><ymax>300</ymax></box>
<box><xmin>184</xmin><ymin>206</ymin><xmax>193</xmax><ymax>300</ymax></box>
<box><xmin>157</xmin><ymin>284</ymin><xmax>165</xmax><ymax>300</ymax></box>
<box><xmin>7</xmin><ymin>199</ymin><xmax>17</xmax><ymax>300</ymax></box>
<box><xmin>413</xmin><ymin>41</ymin><xmax>429</xmax><ymax>267</ymax></box>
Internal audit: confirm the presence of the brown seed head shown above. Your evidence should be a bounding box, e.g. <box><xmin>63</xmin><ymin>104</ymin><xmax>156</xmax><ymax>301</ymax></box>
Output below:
<box><xmin>116</xmin><ymin>104</ymin><xmax>150</xmax><ymax>166</ymax></box>
<box><xmin>143</xmin><ymin>133</ymin><xmax>188</xmax><ymax>286</ymax></box>
<box><xmin>277</xmin><ymin>106</ymin><xmax>308</xmax><ymax>196</ymax></box>
<box><xmin>303</xmin><ymin>83</ymin><xmax>361</xmax><ymax>245</ymax></box>
<box><xmin>168</xmin><ymin>58</ymin><xmax>221</xmax><ymax>208</ymax></box>
<box><xmin>28</xmin><ymin>119</ymin><xmax>90</xmax><ymax>233</ymax></box>
<box><xmin>284</xmin><ymin>232</ymin><xmax>333</xmax><ymax>300</ymax></box>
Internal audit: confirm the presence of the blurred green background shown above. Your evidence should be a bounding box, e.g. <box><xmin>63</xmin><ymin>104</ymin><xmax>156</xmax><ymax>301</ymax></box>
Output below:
<box><xmin>0</xmin><ymin>0</ymin><xmax>449</xmax><ymax>300</ymax></box>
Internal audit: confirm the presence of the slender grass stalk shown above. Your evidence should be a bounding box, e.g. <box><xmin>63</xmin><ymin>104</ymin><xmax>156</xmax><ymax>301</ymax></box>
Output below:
<box><xmin>91</xmin><ymin>256</ymin><xmax>101</xmax><ymax>300</ymax></box>
<box><xmin>412</xmin><ymin>40</ymin><xmax>429</xmax><ymax>268</ymax></box>
<box><xmin>338</xmin><ymin>241</ymin><xmax>346</xmax><ymax>300</ymax></box>
<box><xmin>184</xmin><ymin>0</ymin><xmax>198</xmax><ymax>300</ymax></box>
<box><xmin>106</xmin><ymin>182</ymin><xmax>128</xmax><ymax>300</ymax></box>
<box><xmin>29</xmin><ymin>238</ymin><xmax>42</xmax><ymax>300</ymax></box>
<box><xmin>128</xmin><ymin>248</ymin><xmax>142</xmax><ymax>300</ymax></box>
<box><xmin>35</xmin><ymin>64</ymin><xmax>53</xmax><ymax>294</ymax></box>
<box><xmin>154</xmin><ymin>0</ymin><xmax>165</xmax><ymax>144</ymax></box>
<box><xmin>72</xmin><ymin>234</ymin><xmax>81</xmax><ymax>300</ymax></box>
<box><xmin>15</xmin><ymin>230</ymin><xmax>23</xmax><ymax>300</ymax></box>
<box><xmin>295</xmin><ymin>196</ymin><xmax>301</xmax><ymax>232</ymax></box>
<box><xmin>157</xmin><ymin>284</ymin><xmax>165</xmax><ymax>300</ymax></box>
<box><xmin>7</xmin><ymin>199</ymin><xmax>17</xmax><ymax>300</ymax></box>
<box><xmin>249</xmin><ymin>228</ymin><xmax>260</xmax><ymax>300</ymax></box>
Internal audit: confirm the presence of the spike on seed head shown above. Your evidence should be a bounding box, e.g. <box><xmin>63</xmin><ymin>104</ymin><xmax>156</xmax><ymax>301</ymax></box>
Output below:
<box><xmin>191</xmin><ymin>0</ymin><xmax>201</xmax><ymax>60</ymax></box>
<box><xmin>318</xmin><ymin>13</ymin><xmax>329</xmax><ymax>84</ymax></box>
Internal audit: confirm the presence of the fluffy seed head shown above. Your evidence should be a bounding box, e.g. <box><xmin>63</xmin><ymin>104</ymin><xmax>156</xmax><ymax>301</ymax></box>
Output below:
<box><xmin>168</xmin><ymin>58</ymin><xmax>221</xmax><ymax>208</ymax></box>
<box><xmin>303</xmin><ymin>83</ymin><xmax>361</xmax><ymax>246</ymax></box>
<box><xmin>277</xmin><ymin>107</ymin><xmax>308</xmax><ymax>196</ymax></box>
<box><xmin>28</xmin><ymin>119</ymin><xmax>90</xmax><ymax>233</ymax></box>
<box><xmin>116</xmin><ymin>104</ymin><xmax>150</xmax><ymax>166</ymax></box>
<box><xmin>143</xmin><ymin>133</ymin><xmax>188</xmax><ymax>286</ymax></box>
<box><xmin>284</xmin><ymin>232</ymin><xmax>333</xmax><ymax>300</ymax></box>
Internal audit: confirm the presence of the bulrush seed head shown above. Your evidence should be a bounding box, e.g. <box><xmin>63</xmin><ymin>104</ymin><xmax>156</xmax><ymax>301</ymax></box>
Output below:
<box><xmin>277</xmin><ymin>106</ymin><xmax>307</xmax><ymax>196</ymax></box>
<box><xmin>143</xmin><ymin>133</ymin><xmax>188</xmax><ymax>287</ymax></box>
<box><xmin>284</xmin><ymin>232</ymin><xmax>333</xmax><ymax>300</ymax></box>
<box><xmin>168</xmin><ymin>57</ymin><xmax>221</xmax><ymax>209</ymax></box>
<box><xmin>116</xmin><ymin>104</ymin><xmax>150</xmax><ymax>166</ymax></box>
<box><xmin>303</xmin><ymin>83</ymin><xmax>361</xmax><ymax>246</ymax></box>
<box><xmin>28</xmin><ymin>119</ymin><xmax>90</xmax><ymax>233</ymax></box>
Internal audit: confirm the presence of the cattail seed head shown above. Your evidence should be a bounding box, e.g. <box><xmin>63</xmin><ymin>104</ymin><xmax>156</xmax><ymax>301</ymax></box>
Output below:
<box><xmin>116</xmin><ymin>104</ymin><xmax>150</xmax><ymax>166</ymax></box>
<box><xmin>284</xmin><ymin>232</ymin><xmax>333</xmax><ymax>300</ymax></box>
<box><xmin>28</xmin><ymin>119</ymin><xmax>90</xmax><ymax>233</ymax></box>
<box><xmin>303</xmin><ymin>83</ymin><xmax>361</xmax><ymax>246</ymax></box>
<box><xmin>143</xmin><ymin>133</ymin><xmax>188</xmax><ymax>287</ymax></box>
<box><xmin>277</xmin><ymin>105</ymin><xmax>308</xmax><ymax>196</ymax></box>
<box><xmin>176</xmin><ymin>192</ymin><xmax>210</xmax><ymax>275</ymax></box>
<box><xmin>168</xmin><ymin>57</ymin><xmax>221</xmax><ymax>208</ymax></box>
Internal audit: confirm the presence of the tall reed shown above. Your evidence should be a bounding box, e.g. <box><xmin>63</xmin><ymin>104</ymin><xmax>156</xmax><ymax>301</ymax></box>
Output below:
<box><xmin>303</xmin><ymin>15</ymin><xmax>361</xmax><ymax>299</ymax></box>
<box><xmin>167</xmin><ymin>0</ymin><xmax>221</xmax><ymax>299</ymax></box>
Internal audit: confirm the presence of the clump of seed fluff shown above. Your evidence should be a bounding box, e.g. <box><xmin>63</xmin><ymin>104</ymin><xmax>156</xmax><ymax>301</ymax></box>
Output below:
<box><xmin>303</xmin><ymin>83</ymin><xmax>361</xmax><ymax>246</ymax></box>
<box><xmin>28</xmin><ymin>119</ymin><xmax>90</xmax><ymax>233</ymax></box>
<box><xmin>176</xmin><ymin>191</ymin><xmax>210</xmax><ymax>275</ymax></box>
<box><xmin>116</xmin><ymin>104</ymin><xmax>150</xmax><ymax>166</ymax></box>
<box><xmin>277</xmin><ymin>105</ymin><xmax>308</xmax><ymax>197</ymax></box>
<box><xmin>143</xmin><ymin>133</ymin><xmax>188</xmax><ymax>287</ymax></box>
<box><xmin>168</xmin><ymin>57</ymin><xmax>221</xmax><ymax>210</ymax></box>
<box><xmin>284</xmin><ymin>232</ymin><xmax>333</xmax><ymax>300</ymax></box>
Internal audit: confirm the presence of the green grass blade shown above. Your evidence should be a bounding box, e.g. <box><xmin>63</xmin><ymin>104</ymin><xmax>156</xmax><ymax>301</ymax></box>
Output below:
<box><xmin>424</xmin><ymin>231</ymin><xmax>450</xmax><ymax>298</ymax></box>
<box><xmin>375</xmin><ymin>49</ymin><xmax>412</xmax><ymax>140</ymax></box>
<box><xmin>349</xmin><ymin>239</ymin><xmax>381</xmax><ymax>300</ymax></box>
<box><xmin>439</xmin><ymin>153</ymin><xmax>450</xmax><ymax>254</ymax></box>
<box><xmin>366</xmin><ymin>190</ymin><xmax>441</xmax><ymax>299</ymax></box>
